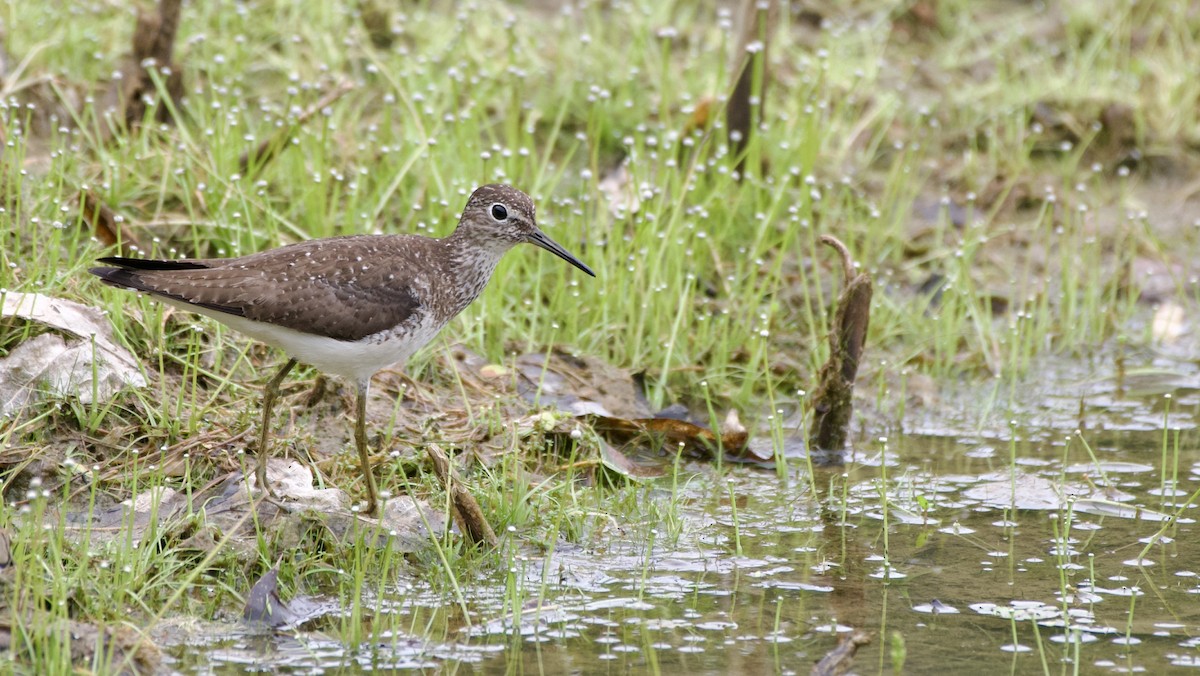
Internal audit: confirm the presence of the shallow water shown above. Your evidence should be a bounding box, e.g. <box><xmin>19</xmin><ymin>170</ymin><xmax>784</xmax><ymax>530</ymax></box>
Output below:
<box><xmin>167</xmin><ymin>353</ymin><xmax>1200</xmax><ymax>674</ymax></box>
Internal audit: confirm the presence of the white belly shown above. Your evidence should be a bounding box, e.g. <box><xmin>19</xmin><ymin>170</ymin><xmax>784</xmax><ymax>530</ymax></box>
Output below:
<box><xmin>166</xmin><ymin>300</ymin><xmax>445</xmax><ymax>383</ymax></box>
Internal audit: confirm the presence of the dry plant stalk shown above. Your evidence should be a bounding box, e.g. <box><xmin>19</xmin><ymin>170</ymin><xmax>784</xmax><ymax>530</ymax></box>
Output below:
<box><xmin>808</xmin><ymin>235</ymin><xmax>872</xmax><ymax>458</ymax></box>
<box><xmin>121</xmin><ymin>0</ymin><xmax>185</xmax><ymax>129</ymax></box>
<box><xmin>425</xmin><ymin>444</ymin><xmax>498</xmax><ymax>547</ymax></box>
<box><xmin>727</xmin><ymin>0</ymin><xmax>777</xmax><ymax>177</ymax></box>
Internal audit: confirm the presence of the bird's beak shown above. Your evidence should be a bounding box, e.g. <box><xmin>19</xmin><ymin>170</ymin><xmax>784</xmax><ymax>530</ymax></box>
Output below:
<box><xmin>527</xmin><ymin>229</ymin><xmax>596</xmax><ymax>277</ymax></box>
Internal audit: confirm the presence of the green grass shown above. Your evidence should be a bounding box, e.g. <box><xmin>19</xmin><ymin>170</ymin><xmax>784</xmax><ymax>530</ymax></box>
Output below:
<box><xmin>2</xmin><ymin>0</ymin><xmax>1200</xmax><ymax>672</ymax></box>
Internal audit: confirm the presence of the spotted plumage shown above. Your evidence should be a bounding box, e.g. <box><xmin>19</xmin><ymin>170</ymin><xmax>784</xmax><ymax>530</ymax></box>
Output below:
<box><xmin>90</xmin><ymin>184</ymin><xmax>594</xmax><ymax>515</ymax></box>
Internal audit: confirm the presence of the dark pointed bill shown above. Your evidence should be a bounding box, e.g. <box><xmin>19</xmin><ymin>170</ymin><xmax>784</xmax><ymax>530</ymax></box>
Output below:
<box><xmin>527</xmin><ymin>230</ymin><xmax>596</xmax><ymax>277</ymax></box>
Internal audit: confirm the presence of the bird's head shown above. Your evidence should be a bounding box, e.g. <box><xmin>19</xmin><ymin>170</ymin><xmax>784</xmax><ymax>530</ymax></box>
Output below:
<box><xmin>459</xmin><ymin>184</ymin><xmax>595</xmax><ymax>277</ymax></box>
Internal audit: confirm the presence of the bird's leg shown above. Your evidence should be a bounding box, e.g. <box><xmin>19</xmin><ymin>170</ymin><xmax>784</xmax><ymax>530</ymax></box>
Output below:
<box><xmin>355</xmin><ymin>379</ymin><xmax>381</xmax><ymax>516</ymax></box>
<box><xmin>256</xmin><ymin>358</ymin><xmax>298</xmax><ymax>498</ymax></box>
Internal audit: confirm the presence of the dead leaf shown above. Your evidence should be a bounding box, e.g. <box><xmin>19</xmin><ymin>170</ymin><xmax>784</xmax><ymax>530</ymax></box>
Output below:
<box><xmin>242</xmin><ymin>568</ymin><xmax>293</xmax><ymax>628</ymax></box>
<box><xmin>515</xmin><ymin>349</ymin><xmax>653</xmax><ymax>419</ymax></box>
<box><xmin>0</xmin><ymin>292</ymin><xmax>146</xmax><ymax>417</ymax></box>
<box><xmin>514</xmin><ymin>349</ymin><xmax>791</xmax><ymax>468</ymax></box>
<box><xmin>812</xmin><ymin>630</ymin><xmax>871</xmax><ymax>676</ymax></box>
<box><xmin>808</xmin><ymin>236</ymin><xmax>872</xmax><ymax>455</ymax></box>
<box><xmin>727</xmin><ymin>0</ymin><xmax>777</xmax><ymax>178</ymax></box>
<box><xmin>79</xmin><ymin>190</ymin><xmax>140</xmax><ymax>254</ymax></box>
<box><xmin>589</xmin><ymin>414</ymin><xmax>753</xmax><ymax>461</ymax></box>
<box><xmin>720</xmin><ymin>409</ymin><xmax>748</xmax><ymax>451</ymax></box>
<box><xmin>682</xmin><ymin>97</ymin><xmax>714</xmax><ymax>136</ymax></box>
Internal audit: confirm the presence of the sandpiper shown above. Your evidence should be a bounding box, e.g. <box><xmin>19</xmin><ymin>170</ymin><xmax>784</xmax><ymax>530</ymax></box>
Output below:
<box><xmin>91</xmin><ymin>184</ymin><xmax>594</xmax><ymax>515</ymax></box>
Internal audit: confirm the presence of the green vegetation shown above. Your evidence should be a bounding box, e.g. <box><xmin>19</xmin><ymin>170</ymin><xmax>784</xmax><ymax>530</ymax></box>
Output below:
<box><xmin>1</xmin><ymin>0</ymin><xmax>1199</xmax><ymax>673</ymax></box>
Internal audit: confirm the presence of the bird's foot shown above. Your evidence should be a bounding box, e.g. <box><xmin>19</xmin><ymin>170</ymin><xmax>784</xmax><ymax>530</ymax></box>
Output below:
<box><xmin>352</xmin><ymin>487</ymin><xmax>391</xmax><ymax>518</ymax></box>
<box><xmin>257</xmin><ymin>490</ymin><xmax>290</xmax><ymax>513</ymax></box>
<box><xmin>253</xmin><ymin>464</ymin><xmax>286</xmax><ymax>510</ymax></box>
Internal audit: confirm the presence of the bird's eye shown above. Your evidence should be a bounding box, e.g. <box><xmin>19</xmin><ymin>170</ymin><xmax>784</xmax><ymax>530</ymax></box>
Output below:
<box><xmin>490</xmin><ymin>204</ymin><xmax>508</xmax><ymax>221</ymax></box>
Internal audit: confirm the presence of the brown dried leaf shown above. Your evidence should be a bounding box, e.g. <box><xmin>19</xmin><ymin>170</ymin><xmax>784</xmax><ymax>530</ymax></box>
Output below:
<box><xmin>590</xmin><ymin>413</ymin><xmax>752</xmax><ymax>461</ymax></box>
<box><xmin>682</xmin><ymin>97</ymin><xmax>714</xmax><ymax>136</ymax></box>
<box><xmin>727</xmin><ymin>0</ymin><xmax>776</xmax><ymax>177</ymax></box>
<box><xmin>812</xmin><ymin>630</ymin><xmax>871</xmax><ymax>676</ymax></box>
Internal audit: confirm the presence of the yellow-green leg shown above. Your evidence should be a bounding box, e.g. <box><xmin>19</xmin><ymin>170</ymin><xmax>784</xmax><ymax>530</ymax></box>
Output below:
<box><xmin>355</xmin><ymin>379</ymin><xmax>381</xmax><ymax>515</ymax></box>
<box><xmin>256</xmin><ymin>358</ymin><xmax>297</xmax><ymax>497</ymax></box>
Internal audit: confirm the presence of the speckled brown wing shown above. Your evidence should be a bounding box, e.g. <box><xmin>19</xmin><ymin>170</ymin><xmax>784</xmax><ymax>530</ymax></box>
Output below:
<box><xmin>90</xmin><ymin>235</ymin><xmax>427</xmax><ymax>342</ymax></box>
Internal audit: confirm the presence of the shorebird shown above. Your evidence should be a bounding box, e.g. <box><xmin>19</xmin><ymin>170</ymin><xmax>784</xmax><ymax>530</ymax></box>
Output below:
<box><xmin>91</xmin><ymin>184</ymin><xmax>594</xmax><ymax>515</ymax></box>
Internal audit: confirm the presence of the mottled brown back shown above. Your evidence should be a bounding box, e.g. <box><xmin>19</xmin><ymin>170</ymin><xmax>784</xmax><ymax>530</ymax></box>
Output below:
<box><xmin>90</xmin><ymin>235</ymin><xmax>432</xmax><ymax>342</ymax></box>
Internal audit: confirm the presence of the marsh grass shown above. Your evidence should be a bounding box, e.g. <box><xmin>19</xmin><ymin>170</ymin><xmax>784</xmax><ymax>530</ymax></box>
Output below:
<box><xmin>2</xmin><ymin>0</ymin><xmax>1200</xmax><ymax>672</ymax></box>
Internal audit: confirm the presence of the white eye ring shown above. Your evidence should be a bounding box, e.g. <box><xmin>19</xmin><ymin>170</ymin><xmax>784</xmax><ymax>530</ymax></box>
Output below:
<box><xmin>490</xmin><ymin>203</ymin><xmax>508</xmax><ymax>221</ymax></box>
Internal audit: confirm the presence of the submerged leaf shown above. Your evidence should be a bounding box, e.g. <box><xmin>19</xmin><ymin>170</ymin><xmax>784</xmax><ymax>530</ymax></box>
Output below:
<box><xmin>1070</xmin><ymin>499</ymin><xmax>1175</xmax><ymax>522</ymax></box>
<box><xmin>596</xmin><ymin>438</ymin><xmax>667</xmax><ymax>480</ymax></box>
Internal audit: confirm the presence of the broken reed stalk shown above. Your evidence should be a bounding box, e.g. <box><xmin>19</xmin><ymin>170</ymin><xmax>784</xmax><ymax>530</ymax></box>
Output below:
<box><xmin>359</xmin><ymin>0</ymin><xmax>396</xmax><ymax>50</ymax></box>
<box><xmin>807</xmin><ymin>235</ymin><xmax>872</xmax><ymax>460</ymax></box>
<box><xmin>122</xmin><ymin>0</ymin><xmax>185</xmax><ymax>129</ymax></box>
<box><xmin>727</xmin><ymin>0</ymin><xmax>776</xmax><ymax>178</ymax></box>
<box><xmin>424</xmin><ymin>444</ymin><xmax>498</xmax><ymax>547</ymax></box>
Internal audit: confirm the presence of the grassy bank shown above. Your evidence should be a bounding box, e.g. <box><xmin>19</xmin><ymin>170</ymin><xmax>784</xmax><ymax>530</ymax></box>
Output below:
<box><xmin>2</xmin><ymin>0</ymin><xmax>1199</xmax><ymax>672</ymax></box>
